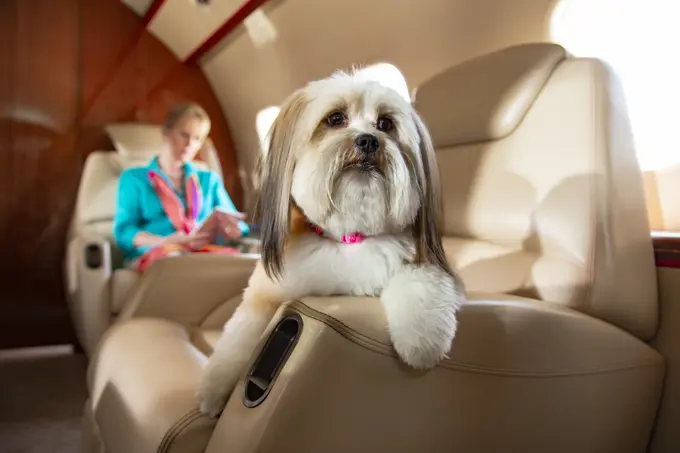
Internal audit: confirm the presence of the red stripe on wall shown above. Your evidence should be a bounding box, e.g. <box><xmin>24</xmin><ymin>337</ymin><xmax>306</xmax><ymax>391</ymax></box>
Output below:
<box><xmin>142</xmin><ymin>0</ymin><xmax>167</xmax><ymax>26</ymax></box>
<box><xmin>653</xmin><ymin>231</ymin><xmax>680</xmax><ymax>268</ymax></box>
<box><xmin>656</xmin><ymin>259</ymin><xmax>680</xmax><ymax>268</ymax></box>
<box><xmin>183</xmin><ymin>0</ymin><xmax>270</xmax><ymax>65</ymax></box>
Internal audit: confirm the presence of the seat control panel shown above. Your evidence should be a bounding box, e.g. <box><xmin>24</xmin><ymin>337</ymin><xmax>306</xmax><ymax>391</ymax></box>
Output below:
<box><xmin>243</xmin><ymin>313</ymin><xmax>303</xmax><ymax>408</ymax></box>
<box><xmin>84</xmin><ymin>243</ymin><xmax>102</xmax><ymax>269</ymax></box>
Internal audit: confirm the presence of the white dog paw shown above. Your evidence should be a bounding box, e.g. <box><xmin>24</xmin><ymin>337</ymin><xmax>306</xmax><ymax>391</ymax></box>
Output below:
<box><xmin>196</xmin><ymin>367</ymin><xmax>239</xmax><ymax>418</ymax></box>
<box><xmin>381</xmin><ymin>264</ymin><xmax>466</xmax><ymax>370</ymax></box>
<box><xmin>198</xmin><ymin>388</ymin><xmax>229</xmax><ymax>419</ymax></box>
<box><xmin>389</xmin><ymin>322</ymin><xmax>454</xmax><ymax>370</ymax></box>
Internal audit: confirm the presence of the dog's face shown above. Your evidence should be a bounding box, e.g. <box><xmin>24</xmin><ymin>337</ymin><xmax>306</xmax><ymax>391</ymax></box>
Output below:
<box><xmin>289</xmin><ymin>73</ymin><xmax>422</xmax><ymax>237</ymax></box>
<box><xmin>256</xmin><ymin>70</ymin><xmax>450</xmax><ymax>279</ymax></box>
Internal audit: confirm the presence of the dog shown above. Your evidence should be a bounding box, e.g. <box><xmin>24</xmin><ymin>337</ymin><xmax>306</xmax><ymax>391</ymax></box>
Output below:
<box><xmin>197</xmin><ymin>69</ymin><xmax>467</xmax><ymax>417</ymax></box>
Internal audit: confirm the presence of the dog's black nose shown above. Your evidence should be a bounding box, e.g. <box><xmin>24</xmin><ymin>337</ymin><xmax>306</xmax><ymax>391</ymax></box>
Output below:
<box><xmin>355</xmin><ymin>134</ymin><xmax>380</xmax><ymax>153</ymax></box>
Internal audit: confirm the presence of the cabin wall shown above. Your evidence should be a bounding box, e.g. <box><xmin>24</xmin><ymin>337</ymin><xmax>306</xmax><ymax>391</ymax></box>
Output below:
<box><xmin>0</xmin><ymin>0</ymin><xmax>241</xmax><ymax>349</ymax></box>
<box><xmin>201</xmin><ymin>0</ymin><xmax>557</xmax><ymax>210</ymax></box>
<box><xmin>644</xmin><ymin>167</ymin><xmax>680</xmax><ymax>231</ymax></box>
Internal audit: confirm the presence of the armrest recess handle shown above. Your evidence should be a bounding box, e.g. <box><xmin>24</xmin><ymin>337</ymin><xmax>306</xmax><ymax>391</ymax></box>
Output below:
<box><xmin>243</xmin><ymin>313</ymin><xmax>303</xmax><ymax>408</ymax></box>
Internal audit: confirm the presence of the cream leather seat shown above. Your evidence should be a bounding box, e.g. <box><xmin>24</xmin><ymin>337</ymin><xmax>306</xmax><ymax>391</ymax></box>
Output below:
<box><xmin>64</xmin><ymin>123</ymin><xmax>226</xmax><ymax>355</ymax></box>
<box><xmin>82</xmin><ymin>43</ymin><xmax>665</xmax><ymax>453</ymax></box>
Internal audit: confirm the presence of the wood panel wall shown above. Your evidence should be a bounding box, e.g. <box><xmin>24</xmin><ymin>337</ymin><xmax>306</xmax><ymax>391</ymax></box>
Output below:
<box><xmin>0</xmin><ymin>0</ymin><xmax>243</xmax><ymax>349</ymax></box>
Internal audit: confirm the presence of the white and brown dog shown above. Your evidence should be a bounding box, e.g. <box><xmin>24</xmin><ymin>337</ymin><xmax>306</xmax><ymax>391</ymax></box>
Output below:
<box><xmin>197</xmin><ymin>69</ymin><xmax>467</xmax><ymax>417</ymax></box>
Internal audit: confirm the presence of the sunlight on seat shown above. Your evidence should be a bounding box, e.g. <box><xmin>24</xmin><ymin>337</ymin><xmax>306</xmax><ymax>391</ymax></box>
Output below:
<box><xmin>551</xmin><ymin>0</ymin><xmax>680</xmax><ymax>171</ymax></box>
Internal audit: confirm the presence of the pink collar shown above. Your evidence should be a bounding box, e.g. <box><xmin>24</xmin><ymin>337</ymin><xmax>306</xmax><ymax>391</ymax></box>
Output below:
<box><xmin>309</xmin><ymin>223</ymin><xmax>366</xmax><ymax>244</ymax></box>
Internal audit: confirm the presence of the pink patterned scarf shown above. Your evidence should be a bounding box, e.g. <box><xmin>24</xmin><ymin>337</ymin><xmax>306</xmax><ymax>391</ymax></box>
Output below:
<box><xmin>148</xmin><ymin>169</ymin><xmax>202</xmax><ymax>235</ymax></box>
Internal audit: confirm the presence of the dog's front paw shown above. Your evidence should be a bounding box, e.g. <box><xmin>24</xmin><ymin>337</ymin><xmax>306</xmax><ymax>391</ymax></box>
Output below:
<box><xmin>198</xmin><ymin>387</ymin><xmax>229</xmax><ymax>419</ymax></box>
<box><xmin>381</xmin><ymin>264</ymin><xmax>466</xmax><ymax>370</ymax></box>
<box><xmin>196</xmin><ymin>365</ymin><xmax>239</xmax><ymax>418</ymax></box>
<box><xmin>389</xmin><ymin>324</ymin><xmax>453</xmax><ymax>370</ymax></box>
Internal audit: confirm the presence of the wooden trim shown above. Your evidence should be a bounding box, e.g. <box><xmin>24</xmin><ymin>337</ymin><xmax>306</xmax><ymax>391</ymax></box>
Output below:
<box><xmin>142</xmin><ymin>0</ymin><xmax>167</xmax><ymax>26</ymax></box>
<box><xmin>0</xmin><ymin>0</ymin><xmax>243</xmax><ymax>350</ymax></box>
<box><xmin>183</xmin><ymin>0</ymin><xmax>271</xmax><ymax>65</ymax></box>
<box><xmin>653</xmin><ymin>230</ymin><xmax>680</xmax><ymax>268</ymax></box>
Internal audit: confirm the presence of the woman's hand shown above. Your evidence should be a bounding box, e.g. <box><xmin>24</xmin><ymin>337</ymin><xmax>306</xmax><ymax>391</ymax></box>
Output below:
<box><xmin>216</xmin><ymin>211</ymin><xmax>247</xmax><ymax>239</ymax></box>
<box><xmin>186</xmin><ymin>233</ymin><xmax>211</xmax><ymax>250</ymax></box>
<box><xmin>163</xmin><ymin>231</ymin><xmax>211</xmax><ymax>249</ymax></box>
<box><xmin>162</xmin><ymin>232</ymin><xmax>189</xmax><ymax>245</ymax></box>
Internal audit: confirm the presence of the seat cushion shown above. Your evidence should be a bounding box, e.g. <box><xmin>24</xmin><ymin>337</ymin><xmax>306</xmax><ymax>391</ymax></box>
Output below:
<box><xmin>110</xmin><ymin>268</ymin><xmax>140</xmax><ymax>314</ymax></box>
<box><xmin>87</xmin><ymin>319</ymin><xmax>220</xmax><ymax>453</ymax></box>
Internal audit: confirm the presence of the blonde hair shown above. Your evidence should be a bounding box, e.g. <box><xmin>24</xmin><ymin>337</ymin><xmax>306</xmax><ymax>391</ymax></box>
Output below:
<box><xmin>163</xmin><ymin>101</ymin><xmax>212</xmax><ymax>133</ymax></box>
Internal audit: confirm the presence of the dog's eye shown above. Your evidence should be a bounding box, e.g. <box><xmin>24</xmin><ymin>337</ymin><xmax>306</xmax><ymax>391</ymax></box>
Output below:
<box><xmin>376</xmin><ymin>117</ymin><xmax>393</xmax><ymax>132</ymax></box>
<box><xmin>327</xmin><ymin>112</ymin><xmax>346</xmax><ymax>127</ymax></box>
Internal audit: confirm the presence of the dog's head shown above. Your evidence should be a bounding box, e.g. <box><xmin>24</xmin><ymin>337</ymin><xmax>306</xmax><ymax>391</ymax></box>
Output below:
<box><xmin>255</xmin><ymin>69</ymin><xmax>451</xmax><ymax>279</ymax></box>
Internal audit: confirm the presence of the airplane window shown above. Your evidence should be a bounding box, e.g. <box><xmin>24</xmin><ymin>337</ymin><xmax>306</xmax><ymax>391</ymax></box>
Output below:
<box><xmin>353</xmin><ymin>63</ymin><xmax>411</xmax><ymax>102</ymax></box>
<box><xmin>254</xmin><ymin>63</ymin><xmax>410</xmax><ymax>153</ymax></box>
<box><xmin>550</xmin><ymin>0</ymin><xmax>680</xmax><ymax>172</ymax></box>
<box><xmin>256</xmin><ymin>105</ymin><xmax>281</xmax><ymax>154</ymax></box>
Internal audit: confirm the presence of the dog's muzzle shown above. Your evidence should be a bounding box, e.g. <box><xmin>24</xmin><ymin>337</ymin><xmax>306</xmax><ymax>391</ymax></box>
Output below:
<box><xmin>355</xmin><ymin>133</ymin><xmax>380</xmax><ymax>154</ymax></box>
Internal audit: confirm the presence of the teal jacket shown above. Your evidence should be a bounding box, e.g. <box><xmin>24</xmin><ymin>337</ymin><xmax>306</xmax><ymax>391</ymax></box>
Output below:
<box><xmin>113</xmin><ymin>156</ymin><xmax>249</xmax><ymax>261</ymax></box>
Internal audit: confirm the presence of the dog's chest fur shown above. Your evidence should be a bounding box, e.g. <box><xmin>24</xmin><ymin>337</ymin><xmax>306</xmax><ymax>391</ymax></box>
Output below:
<box><xmin>281</xmin><ymin>232</ymin><xmax>414</xmax><ymax>298</ymax></box>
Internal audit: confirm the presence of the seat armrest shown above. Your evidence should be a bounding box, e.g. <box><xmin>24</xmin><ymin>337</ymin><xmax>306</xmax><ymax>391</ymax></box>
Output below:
<box><xmin>206</xmin><ymin>293</ymin><xmax>664</xmax><ymax>453</ymax></box>
<box><xmin>88</xmin><ymin>318</ymin><xmax>217</xmax><ymax>453</ymax></box>
<box><xmin>66</xmin><ymin>231</ymin><xmax>114</xmax><ymax>291</ymax></box>
<box><xmin>65</xmin><ymin>231</ymin><xmax>114</xmax><ymax>355</ymax></box>
<box><xmin>119</xmin><ymin>254</ymin><xmax>258</xmax><ymax>326</ymax></box>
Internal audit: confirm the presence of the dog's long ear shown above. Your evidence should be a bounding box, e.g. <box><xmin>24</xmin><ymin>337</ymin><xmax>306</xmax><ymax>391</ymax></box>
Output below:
<box><xmin>254</xmin><ymin>89</ymin><xmax>308</xmax><ymax>280</ymax></box>
<box><xmin>411</xmin><ymin>111</ymin><xmax>454</xmax><ymax>277</ymax></box>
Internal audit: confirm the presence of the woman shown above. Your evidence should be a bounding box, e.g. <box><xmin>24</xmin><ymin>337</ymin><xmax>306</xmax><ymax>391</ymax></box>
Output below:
<box><xmin>113</xmin><ymin>101</ymin><xmax>249</xmax><ymax>271</ymax></box>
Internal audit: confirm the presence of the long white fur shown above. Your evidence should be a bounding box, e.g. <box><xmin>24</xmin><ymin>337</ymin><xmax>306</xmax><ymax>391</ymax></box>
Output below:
<box><xmin>197</xmin><ymin>70</ymin><xmax>466</xmax><ymax>418</ymax></box>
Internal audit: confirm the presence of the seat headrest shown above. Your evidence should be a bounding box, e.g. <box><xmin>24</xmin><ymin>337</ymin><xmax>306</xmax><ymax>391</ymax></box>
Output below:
<box><xmin>104</xmin><ymin>123</ymin><xmax>165</xmax><ymax>161</ymax></box>
<box><xmin>105</xmin><ymin>123</ymin><xmax>166</xmax><ymax>167</ymax></box>
<box><xmin>413</xmin><ymin>43</ymin><xmax>568</xmax><ymax>147</ymax></box>
<box><xmin>104</xmin><ymin>122</ymin><xmax>223</xmax><ymax>174</ymax></box>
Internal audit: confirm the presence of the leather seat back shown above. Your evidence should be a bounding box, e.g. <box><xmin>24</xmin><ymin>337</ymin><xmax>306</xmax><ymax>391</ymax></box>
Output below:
<box><xmin>69</xmin><ymin>123</ymin><xmax>223</xmax><ymax>250</ymax></box>
<box><xmin>413</xmin><ymin>43</ymin><xmax>658</xmax><ymax>340</ymax></box>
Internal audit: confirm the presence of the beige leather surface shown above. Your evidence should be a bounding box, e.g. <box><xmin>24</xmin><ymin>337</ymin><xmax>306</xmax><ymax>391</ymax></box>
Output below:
<box><xmin>293</xmin><ymin>294</ymin><xmax>661</xmax><ymax>373</ymax></box>
<box><xmin>206</xmin><ymin>295</ymin><xmax>664</xmax><ymax>453</ymax></box>
<box><xmin>88</xmin><ymin>318</ymin><xmax>218</xmax><ymax>453</ymax></box>
<box><xmin>110</xmin><ymin>269</ymin><xmax>140</xmax><ymax>314</ymax></box>
<box><xmin>422</xmin><ymin>45</ymin><xmax>657</xmax><ymax>340</ymax></box>
<box><xmin>413</xmin><ymin>43</ymin><xmax>568</xmax><ymax>146</ymax></box>
<box><xmin>118</xmin><ymin>253</ymin><xmax>257</xmax><ymax>325</ymax></box>
<box><xmin>64</xmin><ymin>142</ymin><xmax>225</xmax><ymax>355</ymax></box>
<box><xmin>105</xmin><ymin>123</ymin><xmax>171</xmax><ymax>166</ymax></box>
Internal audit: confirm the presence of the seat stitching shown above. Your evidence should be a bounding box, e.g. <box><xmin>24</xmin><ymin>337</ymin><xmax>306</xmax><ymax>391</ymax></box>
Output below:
<box><xmin>166</xmin><ymin>412</ymin><xmax>207</xmax><ymax>453</ymax></box>
<box><xmin>290</xmin><ymin>299</ymin><xmax>663</xmax><ymax>377</ymax></box>
<box><xmin>157</xmin><ymin>410</ymin><xmax>197</xmax><ymax>453</ymax></box>
<box><xmin>157</xmin><ymin>409</ymin><xmax>207</xmax><ymax>453</ymax></box>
